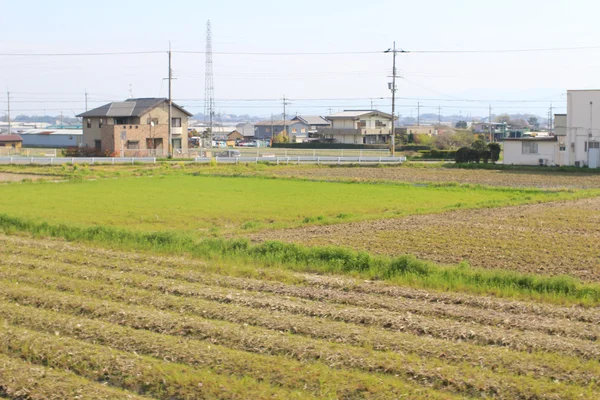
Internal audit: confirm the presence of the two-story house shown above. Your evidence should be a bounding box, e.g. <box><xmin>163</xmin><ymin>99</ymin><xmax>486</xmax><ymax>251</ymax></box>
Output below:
<box><xmin>254</xmin><ymin>120</ymin><xmax>310</xmax><ymax>142</ymax></box>
<box><xmin>77</xmin><ymin>98</ymin><xmax>192</xmax><ymax>156</ymax></box>
<box><xmin>319</xmin><ymin>110</ymin><xmax>394</xmax><ymax>144</ymax></box>
<box><xmin>291</xmin><ymin>115</ymin><xmax>330</xmax><ymax>137</ymax></box>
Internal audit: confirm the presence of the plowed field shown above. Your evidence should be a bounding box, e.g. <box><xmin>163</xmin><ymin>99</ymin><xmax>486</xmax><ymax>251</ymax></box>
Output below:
<box><xmin>0</xmin><ymin>234</ymin><xmax>598</xmax><ymax>399</ymax></box>
<box><xmin>251</xmin><ymin>196</ymin><xmax>600</xmax><ymax>281</ymax></box>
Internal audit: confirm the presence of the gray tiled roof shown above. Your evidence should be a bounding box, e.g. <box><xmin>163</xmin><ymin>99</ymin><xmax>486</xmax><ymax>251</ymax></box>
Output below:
<box><xmin>293</xmin><ymin>115</ymin><xmax>331</xmax><ymax>126</ymax></box>
<box><xmin>327</xmin><ymin>110</ymin><xmax>393</xmax><ymax>119</ymax></box>
<box><xmin>77</xmin><ymin>98</ymin><xmax>193</xmax><ymax>118</ymax></box>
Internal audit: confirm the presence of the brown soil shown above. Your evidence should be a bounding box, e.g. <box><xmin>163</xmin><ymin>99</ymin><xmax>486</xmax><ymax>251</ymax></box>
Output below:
<box><xmin>250</xmin><ymin>197</ymin><xmax>600</xmax><ymax>281</ymax></box>
<box><xmin>0</xmin><ymin>172</ymin><xmax>51</xmax><ymax>182</ymax></box>
<box><xmin>263</xmin><ymin>166</ymin><xmax>600</xmax><ymax>189</ymax></box>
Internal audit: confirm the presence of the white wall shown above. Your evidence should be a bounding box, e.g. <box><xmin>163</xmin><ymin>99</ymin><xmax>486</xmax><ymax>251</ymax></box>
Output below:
<box><xmin>567</xmin><ymin>90</ymin><xmax>600</xmax><ymax>166</ymax></box>
<box><xmin>504</xmin><ymin>140</ymin><xmax>558</xmax><ymax>166</ymax></box>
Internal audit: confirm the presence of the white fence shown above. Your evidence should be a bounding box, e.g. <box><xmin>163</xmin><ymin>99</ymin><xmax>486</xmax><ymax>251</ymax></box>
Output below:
<box><xmin>0</xmin><ymin>156</ymin><xmax>406</xmax><ymax>166</ymax></box>
<box><xmin>0</xmin><ymin>157</ymin><xmax>157</xmax><ymax>165</ymax></box>
<box><xmin>197</xmin><ymin>156</ymin><xmax>407</xmax><ymax>165</ymax></box>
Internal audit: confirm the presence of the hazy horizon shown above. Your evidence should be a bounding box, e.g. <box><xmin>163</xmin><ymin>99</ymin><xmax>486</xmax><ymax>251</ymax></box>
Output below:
<box><xmin>2</xmin><ymin>0</ymin><xmax>599</xmax><ymax>119</ymax></box>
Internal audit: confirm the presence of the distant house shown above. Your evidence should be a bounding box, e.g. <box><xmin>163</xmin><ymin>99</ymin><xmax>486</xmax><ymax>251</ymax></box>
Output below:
<box><xmin>235</xmin><ymin>122</ymin><xmax>255</xmax><ymax>139</ymax></box>
<box><xmin>503</xmin><ymin>136</ymin><xmax>558</xmax><ymax>166</ymax></box>
<box><xmin>319</xmin><ymin>110</ymin><xmax>394</xmax><ymax>144</ymax></box>
<box><xmin>77</xmin><ymin>98</ymin><xmax>192</xmax><ymax>155</ymax></box>
<box><xmin>227</xmin><ymin>130</ymin><xmax>244</xmax><ymax>141</ymax></box>
<box><xmin>254</xmin><ymin>120</ymin><xmax>310</xmax><ymax>142</ymax></box>
<box><xmin>291</xmin><ymin>116</ymin><xmax>330</xmax><ymax>136</ymax></box>
<box><xmin>472</xmin><ymin>122</ymin><xmax>508</xmax><ymax>141</ymax></box>
<box><xmin>0</xmin><ymin>135</ymin><xmax>23</xmax><ymax>148</ymax></box>
<box><xmin>18</xmin><ymin>129</ymin><xmax>82</xmax><ymax>148</ymax></box>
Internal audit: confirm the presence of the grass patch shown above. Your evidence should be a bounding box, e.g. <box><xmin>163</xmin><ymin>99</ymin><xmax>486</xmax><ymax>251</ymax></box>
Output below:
<box><xmin>1</xmin><ymin>213</ymin><xmax>599</xmax><ymax>306</ymax></box>
<box><xmin>0</xmin><ymin>174</ymin><xmax>594</xmax><ymax>235</ymax></box>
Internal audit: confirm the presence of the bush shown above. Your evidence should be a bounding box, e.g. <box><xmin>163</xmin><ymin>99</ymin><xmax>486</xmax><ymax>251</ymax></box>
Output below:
<box><xmin>488</xmin><ymin>143</ymin><xmax>501</xmax><ymax>163</ymax></box>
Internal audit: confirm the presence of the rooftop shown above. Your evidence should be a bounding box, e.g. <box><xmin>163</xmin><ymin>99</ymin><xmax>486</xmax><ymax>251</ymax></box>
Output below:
<box><xmin>0</xmin><ymin>135</ymin><xmax>23</xmax><ymax>142</ymax></box>
<box><xmin>77</xmin><ymin>98</ymin><xmax>193</xmax><ymax>118</ymax></box>
<box><xmin>326</xmin><ymin>110</ymin><xmax>393</xmax><ymax>119</ymax></box>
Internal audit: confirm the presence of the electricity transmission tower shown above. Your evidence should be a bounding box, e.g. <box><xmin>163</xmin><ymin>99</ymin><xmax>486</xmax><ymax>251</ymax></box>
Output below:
<box><xmin>204</xmin><ymin>20</ymin><xmax>215</xmax><ymax>147</ymax></box>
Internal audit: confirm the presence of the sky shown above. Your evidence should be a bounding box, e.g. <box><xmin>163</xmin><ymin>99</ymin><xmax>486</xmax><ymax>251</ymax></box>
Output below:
<box><xmin>1</xmin><ymin>0</ymin><xmax>600</xmax><ymax>120</ymax></box>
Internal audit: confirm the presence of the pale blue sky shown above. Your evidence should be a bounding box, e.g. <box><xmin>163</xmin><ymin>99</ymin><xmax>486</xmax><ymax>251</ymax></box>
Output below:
<box><xmin>2</xmin><ymin>0</ymin><xmax>599</xmax><ymax>119</ymax></box>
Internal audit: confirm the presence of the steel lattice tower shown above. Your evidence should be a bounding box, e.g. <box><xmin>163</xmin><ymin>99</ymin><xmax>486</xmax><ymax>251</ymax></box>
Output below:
<box><xmin>204</xmin><ymin>20</ymin><xmax>215</xmax><ymax>145</ymax></box>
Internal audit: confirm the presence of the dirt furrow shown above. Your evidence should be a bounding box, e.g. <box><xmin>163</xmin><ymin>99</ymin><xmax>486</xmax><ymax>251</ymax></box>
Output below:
<box><xmin>4</xmin><ymin>254</ymin><xmax>598</xmax><ymax>343</ymax></box>
<box><xmin>0</xmin><ymin>283</ymin><xmax>593</xmax><ymax>399</ymax></box>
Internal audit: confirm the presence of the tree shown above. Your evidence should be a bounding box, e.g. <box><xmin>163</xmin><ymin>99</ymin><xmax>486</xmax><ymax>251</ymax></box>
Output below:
<box><xmin>495</xmin><ymin>114</ymin><xmax>511</xmax><ymax>124</ymax></box>
<box><xmin>527</xmin><ymin>116</ymin><xmax>539</xmax><ymax>129</ymax></box>
<box><xmin>472</xmin><ymin>138</ymin><xmax>487</xmax><ymax>153</ymax></box>
<box><xmin>272</xmin><ymin>130</ymin><xmax>289</xmax><ymax>144</ymax></box>
<box><xmin>455</xmin><ymin>120</ymin><xmax>468</xmax><ymax>129</ymax></box>
<box><xmin>488</xmin><ymin>142</ymin><xmax>501</xmax><ymax>163</ymax></box>
<box><xmin>407</xmin><ymin>133</ymin><xmax>415</xmax><ymax>144</ymax></box>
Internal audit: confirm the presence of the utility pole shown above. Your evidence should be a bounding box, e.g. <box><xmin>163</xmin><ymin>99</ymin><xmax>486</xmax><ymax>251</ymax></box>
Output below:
<box><xmin>168</xmin><ymin>42</ymin><xmax>173</xmax><ymax>158</ymax></box>
<box><xmin>84</xmin><ymin>90</ymin><xmax>88</xmax><ymax>112</ymax></box>
<box><xmin>270</xmin><ymin>114</ymin><xmax>274</xmax><ymax>140</ymax></box>
<box><xmin>438</xmin><ymin>106</ymin><xmax>441</xmax><ymax>125</ymax></box>
<box><xmin>385</xmin><ymin>42</ymin><xmax>402</xmax><ymax>156</ymax></box>
<box><xmin>549</xmin><ymin>103</ymin><xmax>553</xmax><ymax>134</ymax></box>
<box><xmin>6</xmin><ymin>90</ymin><xmax>11</xmax><ymax>135</ymax></box>
<box><xmin>282</xmin><ymin>96</ymin><xmax>289</xmax><ymax>140</ymax></box>
<box><xmin>488</xmin><ymin>105</ymin><xmax>492</xmax><ymax>142</ymax></box>
<box><xmin>417</xmin><ymin>102</ymin><xmax>420</xmax><ymax>126</ymax></box>
<box><xmin>204</xmin><ymin>20</ymin><xmax>215</xmax><ymax>149</ymax></box>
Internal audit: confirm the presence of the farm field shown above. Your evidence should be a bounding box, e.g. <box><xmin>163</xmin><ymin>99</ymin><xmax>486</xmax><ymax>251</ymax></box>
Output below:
<box><xmin>1</xmin><ymin>234</ymin><xmax>599</xmax><ymax>399</ymax></box>
<box><xmin>1</xmin><ymin>163</ymin><xmax>600</xmax><ymax>398</ymax></box>
<box><xmin>251</xmin><ymin>196</ymin><xmax>600</xmax><ymax>281</ymax></box>
<box><xmin>1</xmin><ymin>173</ymin><xmax>590</xmax><ymax>235</ymax></box>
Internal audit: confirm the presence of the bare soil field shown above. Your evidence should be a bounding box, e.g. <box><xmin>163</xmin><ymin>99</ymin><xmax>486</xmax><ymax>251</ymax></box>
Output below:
<box><xmin>262</xmin><ymin>166</ymin><xmax>600</xmax><ymax>189</ymax></box>
<box><xmin>0</xmin><ymin>234</ymin><xmax>598</xmax><ymax>399</ymax></box>
<box><xmin>251</xmin><ymin>196</ymin><xmax>600</xmax><ymax>281</ymax></box>
<box><xmin>0</xmin><ymin>172</ymin><xmax>51</xmax><ymax>182</ymax></box>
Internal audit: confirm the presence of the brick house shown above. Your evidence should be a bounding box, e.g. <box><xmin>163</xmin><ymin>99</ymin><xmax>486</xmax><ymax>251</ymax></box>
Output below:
<box><xmin>77</xmin><ymin>98</ymin><xmax>192</xmax><ymax>156</ymax></box>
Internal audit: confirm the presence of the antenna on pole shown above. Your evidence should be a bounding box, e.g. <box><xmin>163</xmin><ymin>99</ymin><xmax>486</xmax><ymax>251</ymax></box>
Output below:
<box><xmin>204</xmin><ymin>20</ymin><xmax>215</xmax><ymax>148</ymax></box>
<box><xmin>84</xmin><ymin>90</ymin><xmax>88</xmax><ymax>112</ymax></box>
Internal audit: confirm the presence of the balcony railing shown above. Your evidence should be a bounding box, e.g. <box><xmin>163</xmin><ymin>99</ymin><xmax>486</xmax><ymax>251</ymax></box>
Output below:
<box><xmin>318</xmin><ymin>128</ymin><xmax>394</xmax><ymax>136</ymax></box>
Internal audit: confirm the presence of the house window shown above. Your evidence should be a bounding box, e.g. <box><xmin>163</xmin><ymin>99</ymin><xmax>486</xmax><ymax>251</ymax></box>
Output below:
<box><xmin>357</xmin><ymin>120</ymin><xmax>367</xmax><ymax>128</ymax></box>
<box><xmin>126</xmin><ymin>140</ymin><xmax>139</xmax><ymax>150</ymax></box>
<box><xmin>292</xmin><ymin>128</ymin><xmax>298</xmax><ymax>134</ymax></box>
<box><xmin>588</xmin><ymin>141</ymin><xmax>600</xmax><ymax>149</ymax></box>
<box><xmin>559</xmin><ymin>146</ymin><xmax>566</xmax><ymax>151</ymax></box>
<box><xmin>99</xmin><ymin>119</ymin><xmax>104</xmax><ymax>128</ymax></box>
<box><xmin>522</xmin><ymin>142</ymin><xmax>538</xmax><ymax>154</ymax></box>
<box><xmin>375</xmin><ymin>120</ymin><xmax>386</xmax><ymax>127</ymax></box>
<box><xmin>301</xmin><ymin>128</ymin><xmax>306</xmax><ymax>133</ymax></box>
<box><xmin>94</xmin><ymin>140</ymin><xmax>101</xmax><ymax>150</ymax></box>
<box><xmin>147</xmin><ymin>118</ymin><xmax>159</xmax><ymax>125</ymax></box>
<box><xmin>87</xmin><ymin>119</ymin><xmax>91</xmax><ymax>129</ymax></box>
<box><xmin>172</xmin><ymin>138</ymin><xmax>182</xmax><ymax>149</ymax></box>
<box><xmin>265</xmin><ymin>128</ymin><xmax>271</xmax><ymax>133</ymax></box>
<box><xmin>171</xmin><ymin>118</ymin><xmax>182</xmax><ymax>128</ymax></box>
<box><xmin>115</xmin><ymin>117</ymin><xmax>128</xmax><ymax>125</ymax></box>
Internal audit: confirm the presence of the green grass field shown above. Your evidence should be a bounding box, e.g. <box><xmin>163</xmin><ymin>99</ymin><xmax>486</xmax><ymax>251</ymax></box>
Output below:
<box><xmin>0</xmin><ymin>174</ymin><xmax>593</xmax><ymax>235</ymax></box>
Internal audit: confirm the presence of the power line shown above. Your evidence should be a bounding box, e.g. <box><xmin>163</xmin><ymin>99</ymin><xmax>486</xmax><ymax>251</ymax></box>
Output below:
<box><xmin>407</xmin><ymin>45</ymin><xmax>600</xmax><ymax>54</ymax></box>
<box><xmin>0</xmin><ymin>51</ymin><xmax>164</xmax><ymax>57</ymax></box>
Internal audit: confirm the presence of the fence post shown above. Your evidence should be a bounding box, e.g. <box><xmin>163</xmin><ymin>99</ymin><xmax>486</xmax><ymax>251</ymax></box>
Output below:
<box><xmin>317</xmin><ymin>157</ymin><xmax>320</xmax><ymax>165</ymax></box>
<box><xmin>132</xmin><ymin>158</ymin><xmax>134</xmax><ymax>165</ymax></box>
<box><xmin>10</xmin><ymin>156</ymin><xmax>13</xmax><ymax>165</ymax></box>
<box><xmin>112</xmin><ymin>158</ymin><xmax>115</xmax><ymax>165</ymax></box>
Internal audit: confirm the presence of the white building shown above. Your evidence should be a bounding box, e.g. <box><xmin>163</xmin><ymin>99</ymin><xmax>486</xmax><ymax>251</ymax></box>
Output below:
<box><xmin>503</xmin><ymin>90</ymin><xmax>600</xmax><ymax>168</ymax></box>
<box><xmin>566</xmin><ymin>90</ymin><xmax>600</xmax><ymax>168</ymax></box>
<box><xmin>319</xmin><ymin>110</ymin><xmax>394</xmax><ymax>144</ymax></box>
<box><xmin>503</xmin><ymin>137</ymin><xmax>559</xmax><ymax>166</ymax></box>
